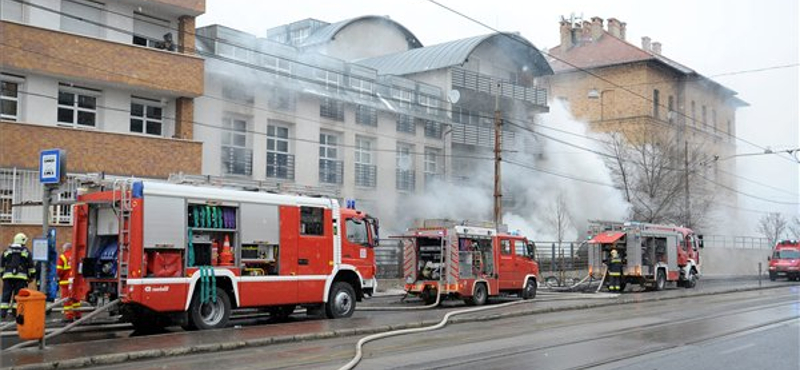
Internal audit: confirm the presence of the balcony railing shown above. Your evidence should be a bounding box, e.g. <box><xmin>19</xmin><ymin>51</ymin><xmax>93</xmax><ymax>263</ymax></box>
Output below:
<box><xmin>451</xmin><ymin>68</ymin><xmax>547</xmax><ymax>107</ymax></box>
<box><xmin>267</xmin><ymin>152</ymin><xmax>295</xmax><ymax>180</ymax></box>
<box><xmin>319</xmin><ymin>159</ymin><xmax>344</xmax><ymax>185</ymax></box>
<box><xmin>0</xmin><ymin>168</ymin><xmax>80</xmax><ymax>225</ymax></box>
<box><xmin>320</xmin><ymin>98</ymin><xmax>345</xmax><ymax>121</ymax></box>
<box><xmin>355</xmin><ymin>163</ymin><xmax>377</xmax><ymax>188</ymax></box>
<box><xmin>222</xmin><ymin>146</ymin><xmax>253</xmax><ymax>176</ymax></box>
<box><xmin>396</xmin><ymin>169</ymin><xmax>416</xmax><ymax>191</ymax></box>
<box><xmin>422</xmin><ymin>119</ymin><xmax>443</xmax><ymax>139</ymax></box>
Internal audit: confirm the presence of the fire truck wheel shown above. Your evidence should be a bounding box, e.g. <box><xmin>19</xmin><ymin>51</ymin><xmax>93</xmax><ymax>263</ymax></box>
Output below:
<box><xmin>326</xmin><ymin>282</ymin><xmax>356</xmax><ymax>319</ymax></box>
<box><xmin>655</xmin><ymin>270</ymin><xmax>666</xmax><ymax>291</ymax></box>
<box><xmin>189</xmin><ymin>287</ymin><xmax>231</xmax><ymax>330</ymax></box>
<box><xmin>421</xmin><ymin>287</ymin><xmax>438</xmax><ymax>305</ymax></box>
<box><xmin>522</xmin><ymin>279</ymin><xmax>537</xmax><ymax>300</ymax></box>
<box><xmin>686</xmin><ymin>272</ymin><xmax>698</xmax><ymax>289</ymax></box>
<box><xmin>465</xmin><ymin>283</ymin><xmax>488</xmax><ymax>306</ymax></box>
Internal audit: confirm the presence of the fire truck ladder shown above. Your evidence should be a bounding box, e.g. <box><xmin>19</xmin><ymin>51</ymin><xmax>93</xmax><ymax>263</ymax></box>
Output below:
<box><xmin>112</xmin><ymin>179</ymin><xmax>135</xmax><ymax>296</ymax></box>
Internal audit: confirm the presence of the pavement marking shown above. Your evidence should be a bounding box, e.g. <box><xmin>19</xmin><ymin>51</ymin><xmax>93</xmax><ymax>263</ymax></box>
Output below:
<box><xmin>719</xmin><ymin>343</ymin><xmax>755</xmax><ymax>355</ymax></box>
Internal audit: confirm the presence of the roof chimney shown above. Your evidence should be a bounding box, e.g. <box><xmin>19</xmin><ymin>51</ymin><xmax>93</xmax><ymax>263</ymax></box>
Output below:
<box><xmin>641</xmin><ymin>36</ymin><xmax>651</xmax><ymax>51</ymax></box>
<box><xmin>560</xmin><ymin>19</ymin><xmax>574</xmax><ymax>49</ymax></box>
<box><xmin>619</xmin><ymin>21</ymin><xmax>627</xmax><ymax>40</ymax></box>
<box><xmin>581</xmin><ymin>21</ymin><xmax>592</xmax><ymax>41</ymax></box>
<box><xmin>651</xmin><ymin>42</ymin><xmax>662</xmax><ymax>55</ymax></box>
<box><xmin>607</xmin><ymin>18</ymin><xmax>622</xmax><ymax>39</ymax></box>
<box><xmin>590</xmin><ymin>17</ymin><xmax>604</xmax><ymax>41</ymax></box>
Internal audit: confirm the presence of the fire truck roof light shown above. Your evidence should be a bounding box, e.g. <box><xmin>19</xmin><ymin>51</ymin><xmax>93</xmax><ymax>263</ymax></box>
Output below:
<box><xmin>132</xmin><ymin>181</ymin><xmax>144</xmax><ymax>198</ymax></box>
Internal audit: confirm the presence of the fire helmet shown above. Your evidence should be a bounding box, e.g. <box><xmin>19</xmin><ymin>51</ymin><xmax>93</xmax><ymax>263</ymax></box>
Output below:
<box><xmin>13</xmin><ymin>233</ymin><xmax>28</xmax><ymax>245</ymax></box>
<box><xmin>610</xmin><ymin>249</ymin><xmax>618</xmax><ymax>257</ymax></box>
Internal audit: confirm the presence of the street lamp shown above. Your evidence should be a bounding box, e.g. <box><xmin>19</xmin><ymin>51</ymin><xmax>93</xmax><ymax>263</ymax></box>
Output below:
<box><xmin>587</xmin><ymin>88</ymin><xmax>612</xmax><ymax>121</ymax></box>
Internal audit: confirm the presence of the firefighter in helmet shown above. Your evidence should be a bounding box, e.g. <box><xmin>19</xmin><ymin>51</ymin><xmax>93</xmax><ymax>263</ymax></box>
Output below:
<box><xmin>57</xmin><ymin>242</ymin><xmax>81</xmax><ymax>322</ymax></box>
<box><xmin>608</xmin><ymin>249</ymin><xmax>623</xmax><ymax>292</ymax></box>
<box><xmin>1</xmin><ymin>233</ymin><xmax>36</xmax><ymax>319</ymax></box>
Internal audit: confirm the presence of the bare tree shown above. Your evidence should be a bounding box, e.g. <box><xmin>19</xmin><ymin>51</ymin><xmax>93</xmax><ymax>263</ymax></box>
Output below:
<box><xmin>757</xmin><ymin>212</ymin><xmax>788</xmax><ymax>245</ymax></box>
<box><xmin>547</xmin><ymin>192</ymin><xmax>573</xmax><ymax>248</ymax></box>
<box><xmin>603</xmin><ymin>126</ymin><xmax>714</xmax><ymax>228</ymax></box>
<box><xmin>786</xmin><ymin>216</ymin><xmax>800</xmax><ymax>240</ymax></box>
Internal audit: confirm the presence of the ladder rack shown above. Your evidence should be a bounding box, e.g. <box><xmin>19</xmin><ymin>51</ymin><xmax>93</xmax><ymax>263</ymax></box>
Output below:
<box><xmin>168</xmin><ymin>172</ymin><xmax>341</xmax><ymax>198</ymax></box>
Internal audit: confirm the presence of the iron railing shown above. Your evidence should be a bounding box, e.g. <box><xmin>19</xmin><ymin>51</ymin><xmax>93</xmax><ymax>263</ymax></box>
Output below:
<box><xmin>320</xmin><ymin>98</ymin><xmax>344</xmax><ymax>121</ymax></box>
<box><xmin>395</xmin><ymin>169</ymin><xmax>415</xmax><ymax>191</ymax></box>
<box><xmin>451</xmin><ymin>67</ymin><xmax>548</xmax><ymax>106</ymax></box>
<box><xmin>355</xmin><ymin>163</ymin><xmax>377</xmax><ymax>188</ymax></box>
<box><xmin>396</xmin><ymin>114</ymin><xmax>415</xmax><ymax>134</ymax></box>
<box><xmin>0</xmin><ymin>167</ymin><xmax>79</xmax><ymax>225</ymax></box>
<box><xmin>421</xmin><ymin>118</ymin><xmax>442</xmax><ymax>139</ymax></box>
<box><xmin>266</xmin><ymin>152</ymin><xmax>295</xmax><ymax>180</ymax></box>
<box><xmin>355</xmin><ymin>105</ymin><xmax>378</xmax><ymax>126</ymax></box>
<box><xmin>222</xmin><ymin>146</ymin><xmax>253</xmax><ymax>176</ymax></box>
<box><xmin>319</xmin><ymin>159</ymin><xmax>344</xmax><ymax>185</ymax></box>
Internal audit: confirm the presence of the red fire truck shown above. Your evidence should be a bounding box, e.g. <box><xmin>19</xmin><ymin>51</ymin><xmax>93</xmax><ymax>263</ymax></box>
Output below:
<box><xmin>587</xmin><ymin>221</ymin><xmax>702</xmax><ymax>291</ymax></box>
<box><xmin>398</xmin><ymin>220</ymin><xmax>539</xmax><ymax>305</ymax></box>
<box><xmin>69</xmin><ymin>179</ymin><xmax>379</xmax><ymax>330</ymax></box>
<box><xmin>768</xmin><ymin>240</ymin><xmax>800</xmax><ymax>281</ymax></box>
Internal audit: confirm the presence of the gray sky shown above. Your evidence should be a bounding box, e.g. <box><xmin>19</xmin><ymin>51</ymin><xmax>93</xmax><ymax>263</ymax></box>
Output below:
<box><xmin>198</xmin><ymin>0</ymin><xmax>800</xmax><ymax>221</ymax></box>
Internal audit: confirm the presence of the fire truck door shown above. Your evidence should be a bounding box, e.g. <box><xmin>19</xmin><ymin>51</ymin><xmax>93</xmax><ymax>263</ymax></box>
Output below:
<box><xmin>341</xmin><ymin>217</ymin><xmax>373</xmax><ymax>278</ymax></box>
<box><xmin>498</xmin><ymin>238</ymin><xmax>517</xmax><ymax>290</ymax></box>
<box><xmin>296</xmin><ymin>207</ymin><xmax>334</xmax><ymax>302</ymax></box>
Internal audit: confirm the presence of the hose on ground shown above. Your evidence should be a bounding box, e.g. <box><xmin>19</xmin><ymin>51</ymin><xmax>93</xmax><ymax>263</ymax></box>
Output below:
<box><xmin>0</xmin><ymin>297</ymin><xmax>69</xmax><ymax>332</ymax></box>
<box><xmin>357</xmin><ymin>283</ymin><xmax>441</xmax><ymax>311</ymax></box>
<box><xmin>596</xmin><ymin>265</ymin><xmax>609</xmax><ymax>293</ymax></box>
<box><xmin>6</xmin><ymin>299</ymin><xmax>120</xmax><ymax>350</ymax></box>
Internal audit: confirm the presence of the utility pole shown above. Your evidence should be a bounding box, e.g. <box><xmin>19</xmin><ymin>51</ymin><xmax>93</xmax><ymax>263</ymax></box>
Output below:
<box><xmin>494</xmin><ymin>83</ymin><xmax>503</xmax><ymax>227</ymax></box>
<box><xmin>684</xmin><ymin>140</ymin><xmax>691</xmax><ymax>228</ymax></box>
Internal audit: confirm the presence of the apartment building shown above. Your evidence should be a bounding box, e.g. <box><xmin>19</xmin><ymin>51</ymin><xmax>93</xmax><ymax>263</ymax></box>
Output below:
<box><xmin>194</xmin><ymin>16</ymin><xmax>552</xmax><ymax>230</ymax></box>
<box><xmin>0</xmin><ymin>0</ymin><xmax>205</xmax><ymax>246</ymax></box>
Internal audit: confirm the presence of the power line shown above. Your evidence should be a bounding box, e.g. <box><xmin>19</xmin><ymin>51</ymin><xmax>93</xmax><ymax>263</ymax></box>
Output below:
<box><xmin>424</xmin><ymin>0</ymin><xmax>799</xmax><ymax>165</ymax></box>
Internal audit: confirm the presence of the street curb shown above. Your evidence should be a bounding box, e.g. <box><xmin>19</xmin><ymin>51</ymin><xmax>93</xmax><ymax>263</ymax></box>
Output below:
<box><xmin>5</xmin><ymin>283</ymin><xmax>793</xmax><ymax>370</ymax></box>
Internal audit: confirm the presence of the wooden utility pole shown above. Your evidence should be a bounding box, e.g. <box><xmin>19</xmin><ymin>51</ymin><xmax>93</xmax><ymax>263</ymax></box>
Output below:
<box><xmin>494</xmin><ymin>83</ymin><xmax>503</xmax><ymax>227</ymax></box>
<box><xmin>684</xmin><ymin>140</ymin><xmax>691</xmax><ymax>228</ymax></box>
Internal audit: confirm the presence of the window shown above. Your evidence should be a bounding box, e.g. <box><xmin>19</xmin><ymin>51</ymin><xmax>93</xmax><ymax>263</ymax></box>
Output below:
<box><xmin>424</xmin><ymin>147</ymin><xmax>440</xmax><ymax>185</ymax></box>
<box><xmin>346</xmin><ymin>218</ymin><xmax>369</xmax><ymax>245</ymax></box>
<box><xmin>222</xmin><ymin>84</ymin><xmax>254</xmax><ymax>104</ymax></box>
<box><xmin>61</xmin><ymin>0</ymin><xmax>104</xmax><ymax>38</ymax></box>
<box><xmin>712</xmin><ymin>109</ymin><xmax>717</xmax><ymax>133</ymax></box>
<box><xmin>319</xmin><ymin>132</ymin><xmax>342</xmax><ymax>184</ymax></box>
<box><xmin>501</xmin><ymin>240</ymin><xmax>511</xmax><ymax>255</ymax></box>
<box><xmin>58</xmin><ymin>88</ymin><xmax>97</xmax><ymax>128</ymax></box>
<box><xmin>396</xmin><ymin>114</ymin><xmax>414</xmax><ymax>134</ymax></box>
<box><xmin>392</xmin><ymin>87</ymin><xmax>413</xmax><ymax>108</ymax></box>
<box><xmin>132</xmin><ymin>12</ymin><xmax>171</xmax><ymax>49</ymax></box>
<box><xmin>320</xmin><ymin>98</ymin><xmax>344</xmax><ymax>121</ymax></box>
<box><xmin>261</xmin><ymin>55</ymin><xmax>292</xmax><ymax>77</ymax></box>
<box><xmin>418</xmin><ymin>94</ymin><xmax>439</xmax><ymax>115</ymax></box>
<box><xmin>267</xmin><ymin>123</ymin><xmax>293</xmax><ymax>179</ymax></box>
<box><xmin>350</xmin><ymin>76</ymin><xmax>373</xmax><ymax>98</ymax></box>
<box><xmin>355</xmin><ymin>105</ymin><xmax>377</xmax><ymax>126</ymax></box>
<box><xmin>268</xmin><ymin>87</ymin><xmax>295</xmax><ymax>111</ymax></box>
<box><xmin>514</xmin><ymin>240</ymin><xmax>526</xmax><ymax>256</ymax></box>
<box><xmin>396</xmin><ymin>143</ymin><xmax>415</xmax><ymax>191</ymax></box>
<box><xmin>667</xmin><ymin>95</ymin><xmax>674</xmax><ymax>123</ymax></box>
<box><xmin>355</xmin><ymin>137</ymin><xmax>376</xmax><ymax>188</ymax></box>
<box><xmin>221</xmin><ymin>117</ymin><xmax>252</xmax><ymax>176</ymax></box>
<box><xmin>290</xmin><ymin>27</ymin><xmax>309</xmax><ymax>45</ymax></box>
<box><xmin>315</xmin><ymin>69</ymin><xmax>342</xmax><ymax>91</ymax></box>
<box><xmin>652</xmin><ymin>89</ymin><xmax>660</xmax><ymax>118</ymax></box>
<box><xmin>0</xmin><ymin>0</ymin><xmax>23</xmax><ymax>22</ymax></box>
<box><xmin>130</xmin><ymin>99</ymin><xmax>163</xmax><ymax>136</ymax></box>
<box><xmin>423</xmin><ymin>119</ymin><xmax>442</xmax><ymax>139</ymax></box>
<box><xmin>1</xmin><ymin>81</ymin><xmax>19</xmax><ymax>121</ymax></box>
<box><xmin>300</xmin><ymin>206</ymin><xmax>324</xmax><ymax>235</ymax></box>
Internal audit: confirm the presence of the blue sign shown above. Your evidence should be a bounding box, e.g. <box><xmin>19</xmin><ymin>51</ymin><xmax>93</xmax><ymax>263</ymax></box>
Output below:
<box><xmin>39</xmin><ymin>149</ymin><xmax>64</xmax><ymax>184</ymax></box>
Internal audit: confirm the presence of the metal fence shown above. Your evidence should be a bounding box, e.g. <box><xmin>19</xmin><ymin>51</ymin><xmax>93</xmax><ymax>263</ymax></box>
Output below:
<box><xmin>375</xmin><ymin>239</ymin><xmax>403</xmax><ymax>279</ymax></box>
<box><xmin>701</xmin><ymin>235</ymin><xmax>772</xmax><ymax>249</ymax></box>
<box><xmin>0</xmin><ymin>167</ymin><xmax>79</xmax><ymax>225</ymax></box>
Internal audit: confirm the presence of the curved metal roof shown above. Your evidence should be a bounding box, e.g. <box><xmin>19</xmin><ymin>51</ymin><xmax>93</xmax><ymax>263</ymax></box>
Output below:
<box><xmin>356</xmin><ymin>33</ymin><xmax>554</xmax><ymax>76</ymax></box>
<box><xmin>299</xmin><ymin>15</ymin><xmax>423</xmax><ymax>49</ymax></box>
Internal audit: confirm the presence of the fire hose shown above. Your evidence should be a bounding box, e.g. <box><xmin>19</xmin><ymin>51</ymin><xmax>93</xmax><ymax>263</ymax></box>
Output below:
<box><xmin>0</xmin><ymin>297</ymin><xmax>68</xmax><ymax>332</ymax></box>
<box><xmin>6</xmin><ymin>299</ymin><xmax>120</xmax><ymax>350</ymax></box>
<box><xmin>356</xmin><ymin>283</ymin><xmax>442</xmax><ymax>311</ymax></box>
<box><xmin>340</xmin><ymin>285</ymin><xmax>618</xmax><ymax>369</ymax></box>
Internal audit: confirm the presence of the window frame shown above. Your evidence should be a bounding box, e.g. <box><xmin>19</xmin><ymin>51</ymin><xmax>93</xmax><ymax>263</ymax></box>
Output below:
<box><xmin>267</xmin><ymin>121</ymin><xmax>292</xmax><ymax>179</ymax></box>
<box><xmin>129</xmin><ymin>97</ymin><xmax>164</xmax><ymax>136</ymax></box>
<box><xmin>300</xmin><ymin>206</ymin><xmax>325</xmax><ymax>236</ymax></box>
<box><xmin>221</xmin><ymin>116</ymin><xmax>252</xmax><ymax>176</ymax></box>
<box><xmin>0</xmin><ymin>79</ymin><xmax>20</xmax><ymax>122</ymax></box>
<box><xmin>57</xmin><ymin>85</ymin><xmax>99</xmax><ymax>128</ymax></box>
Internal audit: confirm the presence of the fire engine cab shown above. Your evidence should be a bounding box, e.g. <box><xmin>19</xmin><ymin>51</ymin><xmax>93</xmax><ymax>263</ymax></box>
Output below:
<box><xmin>588</xmin><ymin>221</ymin><xmax>702</xmax><ymax>291</ymax></box>
<box><xmin>398</xmin><ymin>220</ymin><xmax>539</xmax><ymax>306</ymax></box>
<box><xmin>70</xmin><ymin>178</ymin><xmax>379</xmax><ymax>330</ymax></box>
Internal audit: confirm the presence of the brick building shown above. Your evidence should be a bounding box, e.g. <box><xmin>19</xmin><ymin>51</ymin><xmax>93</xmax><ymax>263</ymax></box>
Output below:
<box><xmin>0</xmin><ymin>0</ymin><xmax>205</xmax><ymax>249</ymax></box>
<box><xmin>546</xmin><ymin>17</ymin><xmax>748</xmax><ymax>226</ymax></box>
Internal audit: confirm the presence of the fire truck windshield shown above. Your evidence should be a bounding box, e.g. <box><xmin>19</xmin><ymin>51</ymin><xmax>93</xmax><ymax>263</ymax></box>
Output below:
<box><xmin>774</xmin><ymin>250</ymin><xmax>800</xmax><ymax>259</ymax></box>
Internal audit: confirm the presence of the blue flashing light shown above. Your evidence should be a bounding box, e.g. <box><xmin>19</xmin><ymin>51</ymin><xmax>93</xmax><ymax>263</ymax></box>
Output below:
<box><xmin>132</xmin><ymin>181</ymin><xmax>144</xmax><ymax>198</ymax></box>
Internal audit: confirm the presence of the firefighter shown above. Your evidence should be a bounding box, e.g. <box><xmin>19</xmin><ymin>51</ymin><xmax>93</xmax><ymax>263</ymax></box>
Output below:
<box><xmin>1</xmin><ymin>233</ymin><xmax>36</xmax><ymax>319</ymax></box>
<box><xmin>608</xmin><ymin>249</ymin><xmax>623</xmax><ymax>292</ymax></box>
<box><xmin>57</xmin><ymin>242</ymin><xmax>81</xmax><ymax>322</ymax></box>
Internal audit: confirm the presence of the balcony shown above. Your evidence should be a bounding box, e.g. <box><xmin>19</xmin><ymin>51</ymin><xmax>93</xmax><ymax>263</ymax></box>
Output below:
<box><xmin>148</xmin><ymin>0</ymin><xmax>206</xmax><ymax>16</ymax></box>
<box><xmin>451</xmin><ymin>68</ymin><xmax>547</xmax><ymax>107</ymax></box>
<box><xmin>0</xmin><ymin>21</ymin><xmax>204</xmax><ymax>97</ymax></box>
<box><xmin>355</xmin><ymin>163</ymin><xmax>377</xmax><ymax>188</ymax></box>
<box><xmin>0</xmin><ymin>121</ymin><xmax>201</xmax><ymax>178</ymax></box>
<box><xmin>319</xmin><ymin>159</ymin><xmax>344</xmax><ymax>185</ymax></box>
<box><xmin>267</xmin><ymin>153</ymin><xmax>295</xmax><ymax>180</ymax></box>
<box><xmin>396</xmin><ymin>169</ymin><xmax>416</xmax><ymax>192</ymax></box>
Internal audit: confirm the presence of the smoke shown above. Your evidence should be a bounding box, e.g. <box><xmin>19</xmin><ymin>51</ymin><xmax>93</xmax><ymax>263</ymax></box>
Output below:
<box><xmin>392</xmin><ymin>101</ymin><xmax>630</xmax><ymax>241</ymax></box>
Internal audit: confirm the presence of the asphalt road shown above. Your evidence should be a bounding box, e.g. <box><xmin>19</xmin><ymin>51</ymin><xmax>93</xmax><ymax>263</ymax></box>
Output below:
<box><xmin>83</xmin><ymin>284</ymin><xmax>800</xmax><ymax>370</ymax></box>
